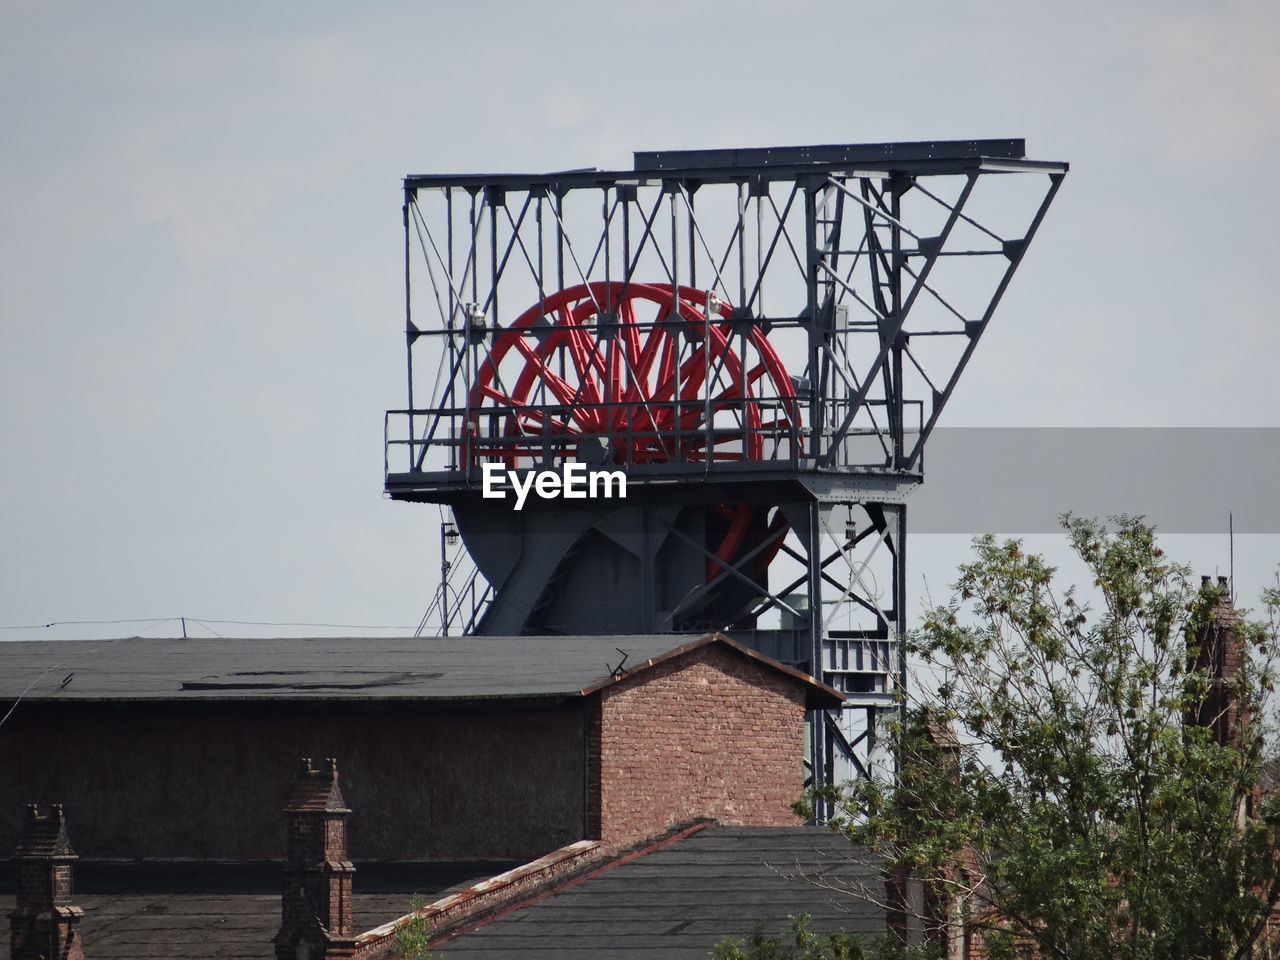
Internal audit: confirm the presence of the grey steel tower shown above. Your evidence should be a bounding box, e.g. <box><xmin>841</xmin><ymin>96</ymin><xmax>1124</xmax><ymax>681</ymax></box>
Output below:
<box><xmin>385</xmin><ymin>140</ymin><xmax>1066</xmax><ymax>784</ymax></box>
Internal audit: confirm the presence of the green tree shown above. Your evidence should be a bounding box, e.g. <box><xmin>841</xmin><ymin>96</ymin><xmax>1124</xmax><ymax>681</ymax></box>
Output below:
<box><xmin>393</xmin><ymin>895</ymin><xmax>434</xmax><ymax>960</ymax></box>
<box><xmin>709</xmin><ymin>912</ymin><xmax>934</xmax><ymax>960</ymax></box>
<box><xmin>809</xmin><ymin>516</ymin><xmax>1280</xmax><ymax>960</ymax></box>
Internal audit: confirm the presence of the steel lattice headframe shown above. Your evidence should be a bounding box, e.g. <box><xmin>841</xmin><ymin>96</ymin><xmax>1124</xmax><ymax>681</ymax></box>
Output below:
<box><xmin>388</xmin><ymin>139</ymin><xmax>1064</xmax><ymax>488</ymax></box>
<box><xmin>385</xmin><ymin>140</ymin><xmax>1067</xmax><ymax>788</ymax></box>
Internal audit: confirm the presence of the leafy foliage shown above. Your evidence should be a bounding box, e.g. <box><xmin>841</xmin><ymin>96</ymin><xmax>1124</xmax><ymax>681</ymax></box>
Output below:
<box><xmin>808</xmin><ymin>516</ymin><xmax>1280</xmax><ymax>960</ymax></box>
<box><xmin>393</xmin><ymin>894</ymin><xmax>433</xmax><ymax>960</ymax></box>
<box><xmin>710</xmin><ymin>912</ymin><xmax>939</xmax><ymax>960</ymax></box>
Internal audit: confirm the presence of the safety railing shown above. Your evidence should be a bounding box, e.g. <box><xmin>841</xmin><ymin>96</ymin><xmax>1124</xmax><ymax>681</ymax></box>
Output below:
<box><xmin>385</xmin><ymin>397</ymin><xmax>922</xmax><ymax>478</ymax></box>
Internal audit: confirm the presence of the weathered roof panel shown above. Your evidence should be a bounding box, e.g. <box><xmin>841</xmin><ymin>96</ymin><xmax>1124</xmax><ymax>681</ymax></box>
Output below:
<box><xmin>436</xmin><ymin>824</ymin><xmax>882</xmax><ymax>958</ymax></box>
<box><xmin>0</xmin><ymin>633</ymin><xmax>841</xmax><ymax>707</ymax></box>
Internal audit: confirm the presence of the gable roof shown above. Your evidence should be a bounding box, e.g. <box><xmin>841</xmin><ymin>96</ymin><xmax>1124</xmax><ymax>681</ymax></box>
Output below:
<box><xmin>0</xmin><ymin>633</ymin><xmax>841</xmax><ymax>708</ymax></box>
<box><xmin>432</xmin><ymin>824</ymin><xmax>883</xmax><ymax>958</ymax></box>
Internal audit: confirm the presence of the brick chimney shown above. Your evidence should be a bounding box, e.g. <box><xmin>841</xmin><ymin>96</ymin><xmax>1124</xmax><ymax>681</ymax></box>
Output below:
<box><xmin>1191</xmin><ymin>575</ymin><xmax>1246</xmax><ymax>748</ymax></box>
<box><xmin>273</xmin><ymin>758</ymin><xmax>357</xmax><ymax>960</ymax></box>
<box><xmin>885</xmin><ymin>716</ymin><xmax>969</xmax><ymax>955</ymax></box>
<box><xmin>8</xmin><ymin>803</ymin><xmax>85</xmax><ymax>960</ymax></box>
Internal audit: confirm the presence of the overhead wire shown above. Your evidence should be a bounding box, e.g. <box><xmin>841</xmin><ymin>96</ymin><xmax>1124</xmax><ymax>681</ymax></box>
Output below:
<box><xmin>0</xmin><ymin>617</ymin><xmax>417</xmax><ymax>633</ymax></box>
<box><xmin>0</xmin><ymin>617</ymin><xmax>172</xmax><ymax>631</ymax></box>
<box><xmin>0</xmin><ymin>636</ymin><xmax>132</xmax><ymax>733</ymax></box>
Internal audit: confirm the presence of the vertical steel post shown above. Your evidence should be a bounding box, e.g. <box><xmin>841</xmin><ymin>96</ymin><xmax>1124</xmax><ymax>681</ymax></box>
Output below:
<box><xmin>890</xmin><ymin>180</ymin><xmax>905</xmax><ymax>469</ymax></box>
<box><xmin>737</xmin><ymin>181</ymin><xmax>747</xmax><ymax>306</ymax></box>
<box><xmin>686</xmin><ymin>185</ymin><xmax>696</xmax><ymax>291</ymax></box>
<box><xmin>445</xmin><ymin>188</ymin><xmax>455</xmax><ymax>410</ymax></box>
<box><xmin>803</xmin><ymin>177</ymin><xmax>821</xmax><ymax>462</ymax></box>
<box><xmin>440</xmin><ymin>521</ymin><xmax>450</xmax><ymax>637</ymax></box>
<box><xmin>669</xmin><ymin>187</ymin><xmax>681</xmax><ymax>458</ymax></box>
<box><xmin>489</xmin><ymin>191</ymin><xmax>499</xmax><ymax>334</ymax></box>
<box><xmin>807</xmin><ymin>499</ymin><xmax>826</xmax><ymax>791</ymax></box>
<box><xmin>556</xmin><ymin>189</ymin><xmax>565</xmax><ymax>291</ymax></box>
<box><xmin>896</xmin><ymin>502</ymin><xmax>909</xmax><ymax>761</ymax></box>
<box><xmin>403</xmin><ymin>192</ymin><xmax>415</xmax><ymax>473</ymax></box>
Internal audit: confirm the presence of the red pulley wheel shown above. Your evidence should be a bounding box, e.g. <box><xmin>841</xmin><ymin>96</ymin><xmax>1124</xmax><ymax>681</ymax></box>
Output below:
<box><xmin>467</xmin><ymin>282</ymin><xmax>796</xmax><ymax>589</ymax></box>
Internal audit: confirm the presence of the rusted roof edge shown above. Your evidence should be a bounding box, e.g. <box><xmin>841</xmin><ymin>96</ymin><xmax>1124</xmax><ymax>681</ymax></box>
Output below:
<box><xmin>577</xmin><ymin>632</ymin><xmax>844</xmax><ymax>709</ymax></box>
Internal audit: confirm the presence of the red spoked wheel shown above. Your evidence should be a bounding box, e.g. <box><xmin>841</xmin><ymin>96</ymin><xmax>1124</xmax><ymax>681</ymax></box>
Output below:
<box><xmin>467</xmin><ymin>281</ymin><xmax>799</xmax><ymax>468</ymax></box>
<box><xmin>467</xmin><ymin>281</ymin><xmax>796</xmax><ymax>601</ymax></box>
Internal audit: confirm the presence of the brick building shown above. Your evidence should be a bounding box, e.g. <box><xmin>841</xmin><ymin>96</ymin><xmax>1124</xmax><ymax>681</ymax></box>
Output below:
<box><xmin>2</xmin><ymin>631</ymin><xmax>855</xmax><ymax>958</ymax></box>
<box><xmin>0</xmin><ymin>632</ymin><xmax>837</xmax><ymax>864</ymax></box>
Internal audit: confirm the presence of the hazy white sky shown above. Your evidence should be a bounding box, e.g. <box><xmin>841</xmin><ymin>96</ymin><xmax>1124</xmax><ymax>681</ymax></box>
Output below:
<box><xmin>2</xmin><ymin>0</ymin><xmax>1277</xmax><ymax>640</ymax></box>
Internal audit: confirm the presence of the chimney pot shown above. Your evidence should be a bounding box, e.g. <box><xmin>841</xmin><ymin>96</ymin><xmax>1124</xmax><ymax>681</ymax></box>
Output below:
<box><xmin>10</xmin><ymin>803</ymin><xmax>84</xmax><ymax>960</ymax></box>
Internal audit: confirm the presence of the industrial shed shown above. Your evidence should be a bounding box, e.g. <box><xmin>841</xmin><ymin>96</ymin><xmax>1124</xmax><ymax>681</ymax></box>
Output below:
<box><xmin>0</xmin><ymin>633</ymin><xmax>840</xmax><ymax>863</ymax></box>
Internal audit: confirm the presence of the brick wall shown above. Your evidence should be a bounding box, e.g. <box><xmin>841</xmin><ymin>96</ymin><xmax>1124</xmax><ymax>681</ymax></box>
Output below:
<box><xmin>2</xmin><ymin>642</ymin><xmax>819</xmax><ymax>865</ymax></box>
<box><xmin>0</xmin><ymin>701</ymin><xmax>586</xmax><ymax>861</ymax></box>
<box><xmin>590</xmin><ymin>643</ymin><xmax>807</xmax><ymax>848</ymax></box>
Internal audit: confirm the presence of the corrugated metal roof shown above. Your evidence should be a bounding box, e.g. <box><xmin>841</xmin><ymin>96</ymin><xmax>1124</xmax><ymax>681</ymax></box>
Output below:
<box><xmin>0</xmin><ymin>633</ymin><xmax>841</xmax><ymax>707</ymax></box>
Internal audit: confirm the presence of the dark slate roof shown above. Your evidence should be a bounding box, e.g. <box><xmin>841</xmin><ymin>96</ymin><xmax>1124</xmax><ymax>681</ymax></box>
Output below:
<box><xmin>0</xmin><ymin>634</ymin><xmax>841</xmax><ymax>708</ymax></box>
<box><xmin>0</xmin><ymin>859</ymin><xmax>520</xmax><ymax>960</ymax></box>
<box><xmin>435</xmin><ymin>825</ymin><xmax>884</xmax><ymax>958</ymax></box>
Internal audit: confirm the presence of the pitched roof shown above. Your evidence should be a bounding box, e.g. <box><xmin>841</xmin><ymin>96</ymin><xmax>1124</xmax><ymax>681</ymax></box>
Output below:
<box><xmin>0</xmin><ymin>829</ymin><xmax>883</xmax><ymax>959</ymax></box>
<box><xmin>433</xmin><ymin>824</ymin><xmax>884</xmax><ymax>958</ymax></box>
<box><xmin>0</xmin><ymin>860</ymin><xmax>521</xmax><ymax>960</ymax></box>
<box><xmin>0</xmin><ymin>633</ymin><xmax>841</xmax><ymax>708</ymax></box>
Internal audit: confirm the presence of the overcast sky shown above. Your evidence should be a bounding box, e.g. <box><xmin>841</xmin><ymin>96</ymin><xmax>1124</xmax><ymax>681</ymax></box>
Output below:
<box><xmin>2</xmin><ymin>1</ymin><xmax>1277</xmax><ymax>641</ymax></box>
